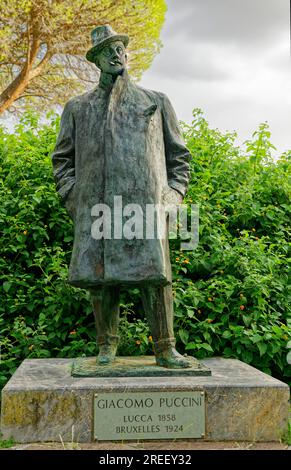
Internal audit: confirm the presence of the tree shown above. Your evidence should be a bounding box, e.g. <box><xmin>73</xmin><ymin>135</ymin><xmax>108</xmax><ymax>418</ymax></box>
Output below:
<box><xmin>0</xmin><ymin>0</ymin><xmax>166</xmax><ymax>114</ymax></box>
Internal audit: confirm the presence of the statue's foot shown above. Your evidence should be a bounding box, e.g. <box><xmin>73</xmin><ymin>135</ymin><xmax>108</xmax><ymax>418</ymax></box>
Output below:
<box><xmin>155</xmin><ymin>347</ymin><xmax>192</xmax><ymax>369</ymax></box>
<box><xmin>97</xmin><ymin>344</ymin><xmax>117</xmax><ymax>365</ymax></box>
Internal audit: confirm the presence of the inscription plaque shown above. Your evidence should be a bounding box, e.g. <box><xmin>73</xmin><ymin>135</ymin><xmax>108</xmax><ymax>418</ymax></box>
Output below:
<box><xmin>94</xmin><ymin>391</ymin><xmax>205</xmax><ymax>440</ymax></box>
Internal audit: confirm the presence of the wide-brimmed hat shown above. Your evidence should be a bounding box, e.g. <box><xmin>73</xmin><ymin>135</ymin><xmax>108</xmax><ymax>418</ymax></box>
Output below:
<box><xmin>86</xmin><ymin>25</ymin><xmax>129</xmax><ymax>63</ymax></box>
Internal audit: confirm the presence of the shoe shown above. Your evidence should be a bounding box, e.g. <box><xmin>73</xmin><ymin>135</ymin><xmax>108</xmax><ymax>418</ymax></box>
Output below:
<box><xmin>155</xmin><ymin>347</ymin><xmax>192</xmax><ymax>369</ymax></box>
<box><xmin>98</xmin><ymin>344</ymin><xmax>117</xmax><ymax>365</ymax></box>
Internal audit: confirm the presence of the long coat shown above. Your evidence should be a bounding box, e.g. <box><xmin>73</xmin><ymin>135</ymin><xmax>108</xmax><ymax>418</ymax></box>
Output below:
<box><xmin>52</xmin><ymin>71</ymin><xmax>191</xmax><ymax>288</ymax></box>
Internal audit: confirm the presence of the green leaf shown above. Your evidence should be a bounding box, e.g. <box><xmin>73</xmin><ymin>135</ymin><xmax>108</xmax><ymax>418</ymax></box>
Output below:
<box><xmin>242</xmin><ymin>315</ymin><xmax>252</xmax><ymax>327</ymax></box>
<box><xmin>251</xmin><ymin>334</ymin><xmax>262</xmax><ymax>344</ymax></box>
<box><xmin>257</xmin><ymin>343</ymin><xmax>267</xmax><ymax>357</ymax></box>
<box><xmin>179</xmin><ymin>329</ymin><xmax>189</xmax><ymax>345</ymax></box>
<box><xmin>3</xmin><ymin>282</ymin><xmax>12</xmax><ymax>292</ymax></box>
<box><xmin>222</xmin><ymin>330</ymin><xmax>232</xmax><ymax>339</ymax></box>
<box><xmin>200</xmin><ymin>343</ymin><xmax>213</xmax><ymax>352</ymax></box>
<box><xmin>186</xmin><ymin>308</ymin><xmax>195</xmax><ymax>318</ymax></box>
<box><xmin>242</xmin><ymin>350</ymin><xmax>253</xmax><ymax>363</ymax></box>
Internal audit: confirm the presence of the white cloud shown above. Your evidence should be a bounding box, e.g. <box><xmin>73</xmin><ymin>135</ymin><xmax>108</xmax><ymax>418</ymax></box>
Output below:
<box><xmin>140</xmin><ymin>0</ymin><xmax>291</xmax><ymax>154</ymax></box>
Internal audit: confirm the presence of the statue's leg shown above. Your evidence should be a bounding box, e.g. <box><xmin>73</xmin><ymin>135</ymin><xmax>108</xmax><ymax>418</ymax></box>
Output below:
<box><xmin>141</xmin><ymin>284</ymin><xmax>192</xmax><ymax>368</ymax></box>
<box><xmin>90</xmin><ymin>285</ymin><xmax>120</xmax><ymax>365</ymax></box>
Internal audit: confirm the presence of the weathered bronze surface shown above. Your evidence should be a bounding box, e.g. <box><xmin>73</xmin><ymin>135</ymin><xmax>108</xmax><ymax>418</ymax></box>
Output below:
<box><xmin>52</xmin><ymin>24</ymin><xmax>196</xmax><ymax>369</ymax></box>
<box><xmin>72</xmin><ymin>356</ymin><xmax>211</xmax><ymax>377</ymax></box>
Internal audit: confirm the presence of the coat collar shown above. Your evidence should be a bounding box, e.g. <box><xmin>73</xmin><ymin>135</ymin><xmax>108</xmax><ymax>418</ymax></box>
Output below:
<box><xmin>109</xmin><ymin>68</ymin><xmax>130</xmax><ymax>104</ymax></box>
<box><xmin>97</xmin><ymin>68</ymin><xmax>130</xmax><ymax>94</ymax></box>
<box><xmin>91</xmin><ymin>69</ymin><xmax>155</xmax><ymax>112</ymax></box>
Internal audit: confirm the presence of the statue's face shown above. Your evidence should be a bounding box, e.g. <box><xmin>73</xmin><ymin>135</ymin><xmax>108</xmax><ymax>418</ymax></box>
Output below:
<box><xmin>96</xmin><ymin>40</ymin><xmax>127</xmax><ymax>75</ymax></box>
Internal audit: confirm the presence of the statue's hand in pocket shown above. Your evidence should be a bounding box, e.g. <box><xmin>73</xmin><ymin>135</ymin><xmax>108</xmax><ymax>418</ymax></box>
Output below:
<box><xmin>65</xmin><ymin>185</ymin><xmax>76</xmax><ymax>220</ymax></box>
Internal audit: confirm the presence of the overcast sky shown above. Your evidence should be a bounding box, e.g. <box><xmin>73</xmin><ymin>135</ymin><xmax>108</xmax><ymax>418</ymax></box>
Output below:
<box><xmin>140</xmin><ymin>0</ymin><xmax>291</xmax><ymax>155</ymax></box>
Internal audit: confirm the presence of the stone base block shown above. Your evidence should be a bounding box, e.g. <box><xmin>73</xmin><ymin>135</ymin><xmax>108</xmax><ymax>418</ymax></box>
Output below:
<box><xmin>1</xmin><ymin>357</ymin><xmax>289</xmax><ymax>443</ymax></box>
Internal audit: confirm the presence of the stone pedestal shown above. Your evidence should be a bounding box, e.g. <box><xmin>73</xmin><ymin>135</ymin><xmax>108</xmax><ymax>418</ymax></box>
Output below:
<box><xmin>1</xmin><ymin>357</ymin><xmax>289</xmax><ymax>443</ymax></box>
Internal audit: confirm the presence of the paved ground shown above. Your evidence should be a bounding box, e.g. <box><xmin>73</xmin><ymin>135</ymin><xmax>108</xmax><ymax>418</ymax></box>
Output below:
<box><xmin>8</xmin><ymin>441</ymin><xmax>290</xmax><ymax>451</ymax></box>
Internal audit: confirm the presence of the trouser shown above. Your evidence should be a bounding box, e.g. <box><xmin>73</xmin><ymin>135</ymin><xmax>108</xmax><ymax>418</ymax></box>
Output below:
<box><xmin>90</xmin><ymin>284</ymin><xmax>176</xmax><ymax>354</ymax></box>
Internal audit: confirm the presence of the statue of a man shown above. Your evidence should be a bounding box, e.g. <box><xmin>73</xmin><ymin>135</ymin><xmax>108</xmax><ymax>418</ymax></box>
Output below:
<box><xmin>52</xmin><ymin>25</ymin><xmax>192</xmax><ymax>369</ymax></box>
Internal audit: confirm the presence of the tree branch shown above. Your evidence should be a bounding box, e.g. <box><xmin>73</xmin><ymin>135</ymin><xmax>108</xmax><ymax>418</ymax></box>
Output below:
<box><xmin>29</xmin><ymin>48</ymin><xmax>52</xmax><ymax>79</ymax></box>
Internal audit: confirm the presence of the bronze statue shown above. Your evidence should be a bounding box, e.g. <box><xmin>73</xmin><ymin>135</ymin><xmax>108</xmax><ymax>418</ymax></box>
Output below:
<box><xmin>52</xmin><ymin>25</ymin><xmax>192</xmax><ymax>368</ymax></box>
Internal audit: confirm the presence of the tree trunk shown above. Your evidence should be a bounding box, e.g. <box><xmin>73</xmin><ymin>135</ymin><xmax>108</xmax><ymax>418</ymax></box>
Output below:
<box><xmin>0</xmin><ymin>72</ymin><xmax>31</xmax><ymax>114</ymax></box>
<box><xmin>0</xmin><ymin>49</ymin><xmax>51</xmax><ymax>114</ymax></box>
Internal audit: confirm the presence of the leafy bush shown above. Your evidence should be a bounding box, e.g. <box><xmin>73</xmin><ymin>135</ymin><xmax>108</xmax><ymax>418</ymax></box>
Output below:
<box><xmin>0</xmin><ymin>112</ymin><xmax>94</xmax><ymax>389</ymax></box>
<box><xmin>0</xmin><ymin>109</ymin><xmax>290</xmax><ymax>390</ymax></box>
<box><xmin>172</xmin><ymin>110</ymin><xmax>291</xmax><ymax>382</ymax></box>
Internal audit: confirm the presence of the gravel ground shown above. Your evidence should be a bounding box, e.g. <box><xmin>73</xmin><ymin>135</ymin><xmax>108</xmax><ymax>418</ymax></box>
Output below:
<box><xmin>8</xmin><ymin>441</ymin><xmax>290</xmax><ymax>451</ymax></box>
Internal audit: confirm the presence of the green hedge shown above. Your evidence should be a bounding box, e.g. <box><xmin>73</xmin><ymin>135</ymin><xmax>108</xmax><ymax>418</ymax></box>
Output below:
<box><xmin>0</xmin><ymin>109</ymin><xmax>290</xmax><ymax>390</ymax></box>
<box><xmin>173</xmin><ymin>111</ymin><xmax>290</xmax><ymax>383</ymax></box>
